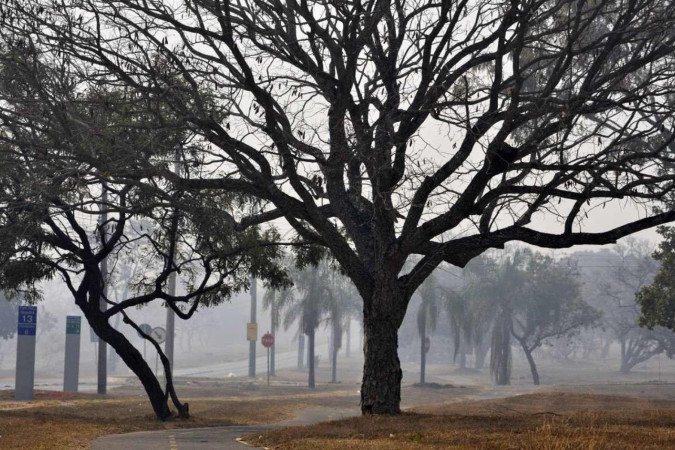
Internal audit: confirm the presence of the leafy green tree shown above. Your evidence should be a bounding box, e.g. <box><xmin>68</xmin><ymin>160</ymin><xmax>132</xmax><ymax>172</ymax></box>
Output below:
<box><xmin>594</xmin><ymin>240</ymin><xmax>675</xmax><ymax>372</ymax></box>
<box><xmin>637</xmin><ymin>227</ymin><xmax>675</xmax><ymax>332</ymax></box>
<box><xmin>0</xmin><ymin>293</ymin><xmax>17</xmax><ymax>340</ymax></box>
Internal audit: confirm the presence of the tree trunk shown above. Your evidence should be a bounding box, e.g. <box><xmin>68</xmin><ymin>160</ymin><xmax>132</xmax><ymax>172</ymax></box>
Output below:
<box><xmin>601</xmin><ymin>337</ymin><xmax>611</xmax><ymax>359</ymax></box>
<box><xmin>297</xmin><ymin>328</ymin><xmax>305</xmax><ymax>369</ymax></box>
<box><xmin>331</xmin><ymin>319</ymin><xmax>340</xmax><ymax>383</ymax></box>
<box><xmin>361</xmin><ymin>315</ymin><xmax>402</xmax><ymax>414</ymax></box>
<box><xmin>619</xmin><ymin>336</ymin><xmax>630</xmax><ymax>374</ymax></box>
<box><xmin>331</xmin><ymin>338</ymin><xmax>338</xmax><ymax>383</ymax></box>
<box><xmin>522</xmin><ymin>346</ymin><xmax>540</xmax><ymax>385</ymax></box>
<box><xmin>345</xmin><ymin>319</ymin><xmax>351</xmax><ymax>357</ymax></box>
<box><xmin>307</xmin><ymin>329</ymin><xmax>315</xmax><ymax>389</ymax></box>
<box><xmin>419</xmin><ymin>315</ymin><xmax>426</xmax><ymax>384</ymax></box>
<box><xmin>83</xmin><ymin>307</ymin><xmax>171</xmax><ymax>420</ymax></box>
<box><xmin>458</xmin><ymin>344</ymin><xmax>467</xmax><ymax>370</ymax></box>
<box><xmin>490</xmin><ymin>312</ymin><xmax>512</xmax><ymax>386</ymax></box>
<box><xmin>474</xmin><ymin>337</ymin><xmax>489</xmax><ymax>370</ymax></box>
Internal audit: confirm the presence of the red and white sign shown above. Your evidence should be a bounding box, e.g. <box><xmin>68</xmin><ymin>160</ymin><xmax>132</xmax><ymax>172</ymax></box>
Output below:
<box><xmin>261</xmin><ymin>333</ymin><xmax>274</xmax><ymax>348</ymax></box>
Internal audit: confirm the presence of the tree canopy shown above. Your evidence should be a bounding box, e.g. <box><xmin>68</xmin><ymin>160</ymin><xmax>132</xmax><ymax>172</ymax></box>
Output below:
<box><xmin>637</xmin><ymin>227</ymin><xmax>675</xmax><ymax>331</ymax></box>
<box><xmin>2</xmin><ymin>0</ymin><xmax>675</xmax><ymax>414</ymax></box>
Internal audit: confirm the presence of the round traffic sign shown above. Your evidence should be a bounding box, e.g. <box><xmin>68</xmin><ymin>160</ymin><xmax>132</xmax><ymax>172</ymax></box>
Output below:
<box><xmin>137</xmin><ymin>323</ymin><xmax>152</xmax><ymax>338</ymax></box>
<box><xmin>151</xmin><ymin>326</ymin><xmax>167</xmax><ymax>344</ymax></box>
<box><xmin>424</xmin><ymin>336</ymin><xmax>431</xmax><ymax>353</ymax></box>
<box><xmin>261</xmin><ymin>332</ymin><xmax>274</xmax><ymax>348</ymax></box>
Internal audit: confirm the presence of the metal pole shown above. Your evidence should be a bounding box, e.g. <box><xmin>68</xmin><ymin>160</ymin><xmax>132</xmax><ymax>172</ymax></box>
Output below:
<box><xmin>165</xmin><ymin>274</ymin><xmax>176</xmax><ymax>371</ymax></box>
<box><xmin>267</xmin><ymin>346</ymin><xmax>270</xmax><ymax>386</ymax></box>
<box><xmin>248</xmin><ymin>275</ymin><xmax>257</xmax><ymax>378</ymax></box>
<box><xmin>165</xmin><ymin>147</ymin><xmax>180</xmax><ymax>373</ymax></box>
<box><xmin>270</xmin><ymin>291</ymin><xmax>276</xmax><ymax>376</ymax></box>
<box><xmin>98</xmin><ymin>184</ymin><xmax>108</xmax><ymax>395</ymax></box>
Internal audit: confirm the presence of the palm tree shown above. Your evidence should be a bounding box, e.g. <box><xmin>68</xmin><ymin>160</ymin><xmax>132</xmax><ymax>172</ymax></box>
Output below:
<box><xmin>324</xmin><ymin>272</ymin><xmax>360</xmax><ymax>383</ymax></box>
<box><xmin>262</xmin><ymin>287</ymin><xmax>279</xmax><ymax>376</ymax></box>
<box><xmin>416</xmin><ymin>275</ymin><xmax>440</xmax><ymax>384</ymax></box>
<box><xmin>278</xmin><ymin>263</ymin><xmax>329</xmax><ymax>388</ymax></box>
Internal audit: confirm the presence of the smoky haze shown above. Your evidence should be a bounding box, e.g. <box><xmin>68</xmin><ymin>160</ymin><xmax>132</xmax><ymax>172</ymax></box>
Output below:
<box><xmin>1</xmin><ymin>234</ymin><xmax>673</xmax><ymax>393</ymax></box>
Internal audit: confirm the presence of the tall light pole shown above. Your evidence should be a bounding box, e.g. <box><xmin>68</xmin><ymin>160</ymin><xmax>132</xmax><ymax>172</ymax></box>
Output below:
<box><xmin>248</xmin><ymin>275</ymin><xmax>257</xmax><ymax>378</ymax></box>
<box><xmin>98</xmin><ymin>184</ymin><xmax>108</xmax><ymax>395</ymax></box>
<box><xmin>165</xmin><ymin>148</ymin><xmax>180</xmax><ymax>372</ymax></box>
<box><xmin>270</xmin><ymin>290</ymin><xmax>276</xmax><ymax>376</ymax></box>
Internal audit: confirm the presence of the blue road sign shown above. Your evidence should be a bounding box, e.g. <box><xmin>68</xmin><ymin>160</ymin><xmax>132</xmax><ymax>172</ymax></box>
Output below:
<box><xmin>66</xmin><ymin>316</ymin><xmax>81</xmax><ymax>335</ymax></box>
<box><xmin>17</xmin><ymin>306</ymin><xmax>37</xmax><ymax>336</ymax></box>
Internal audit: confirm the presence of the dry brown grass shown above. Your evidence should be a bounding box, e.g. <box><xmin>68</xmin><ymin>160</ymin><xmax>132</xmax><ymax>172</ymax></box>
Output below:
<box><xmin>251</xmin><ymin>392</ymin><xmax>675</xmax><ymax>449</ymax></box>
<box><xmin>0</xmin><ymin>374</ymin><xmax>372</xmax><ymax>450</ymax></box>
<box><xmin>0</xmin><ymin>389</ymin><xmax>304</xmax><ymax>449</ymax></box>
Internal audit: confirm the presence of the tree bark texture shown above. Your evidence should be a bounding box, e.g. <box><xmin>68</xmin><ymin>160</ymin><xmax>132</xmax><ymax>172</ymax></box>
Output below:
<box><xmin>361</xmin><ymin>316</ymin><xmax>402</xmax><ymax>414</ymax></box>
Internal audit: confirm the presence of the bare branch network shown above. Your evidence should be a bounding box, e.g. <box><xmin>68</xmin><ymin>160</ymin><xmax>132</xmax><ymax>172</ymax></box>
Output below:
<box><xmin>1</xmin><ymin>0</ymin><xmax>675</xmax><ymax>415</ymax></box>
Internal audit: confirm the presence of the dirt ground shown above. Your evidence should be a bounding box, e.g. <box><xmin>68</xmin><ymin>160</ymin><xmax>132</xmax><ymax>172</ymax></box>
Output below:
<box><xmin>0</xmin><ymin>375</ymin><xmax>344</xmax><ymax>449</ymax></box>
<box><xmin>253</xmin><ymin>389</ymin><xmax>675</xmax><ymax>449</ymax></box>
<box><xmin>1</xmin><ymin>354</ymin><xmax>674</xmax><ymax>449</ymax></box>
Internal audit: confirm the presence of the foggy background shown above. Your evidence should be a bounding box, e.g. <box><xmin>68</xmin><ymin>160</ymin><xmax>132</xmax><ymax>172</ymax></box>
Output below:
<box><xmin>1</xmin><ymin>228</ymin><xmax>673</xmax><ymax>391</ymax></box>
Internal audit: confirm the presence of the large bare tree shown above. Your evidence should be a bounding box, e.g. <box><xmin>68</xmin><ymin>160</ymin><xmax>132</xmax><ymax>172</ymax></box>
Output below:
<box><xmin>3</xmin><ymin>0</ymin><xmax>675</xmax><ymax>413</ymax></box>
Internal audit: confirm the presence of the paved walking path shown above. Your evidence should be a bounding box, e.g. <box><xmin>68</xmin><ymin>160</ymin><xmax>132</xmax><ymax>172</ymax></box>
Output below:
<box><xmin>92</xmin><ymin>406</ymin><xmax>359</xmax><ymax>450</ymax></box>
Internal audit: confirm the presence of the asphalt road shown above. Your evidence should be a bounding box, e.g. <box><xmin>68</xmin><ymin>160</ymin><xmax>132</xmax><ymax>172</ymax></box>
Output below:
<box><xmin>92</xmin><ymin>406</ymin><xmax>359</xmax><ymax>450</ymax></box>
<box><xmin>172</xmin><ymin>343</ymin><xmax>329</xmax><ymax>379</ymax></box>
<box><xmin>0</xmin><ymin>343</ymin><xmax>330</xmax><ymax>391</ymax></box>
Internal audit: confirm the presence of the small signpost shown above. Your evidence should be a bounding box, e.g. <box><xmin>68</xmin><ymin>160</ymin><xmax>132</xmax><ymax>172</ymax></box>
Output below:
<box><xmin>261</xmin><ymin>332</ymin><xmax>274</xmax><ymax>386</ymax></box>
<box><xmin>246</xmin><ymin>322</ymin><xmax>258</xmax><ymax>341</ymax></box>
<box><xmin>63</xmin><ymin>316</ymin><xmax>81</xmax><ymax>392</ymax></box>
<box><xmin>151</xmin><ymin>326</ymin><xmax>166</xmax><ymax>344</ymax></box>
<box><xmin>138</xmin><ymin>323</ymin><xmax>152</xmax><ymax>359</ymax></box>
<box><xmin>424</xmin><ymin>336</ymin><xmax>431</xmax><ymax>354</ymax></box>
<box><xmin>15</xmin><ymin>306</ymin><xmax>37</xmax><ymax>400</ymax></box>
<box><xmin>150</xmin><ymin>326</ymin><xmax>166</xmax><ymax>376</ymax></box>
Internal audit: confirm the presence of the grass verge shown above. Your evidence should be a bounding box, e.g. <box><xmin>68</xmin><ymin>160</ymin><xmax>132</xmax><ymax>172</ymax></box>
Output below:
<box><xmin>250</xmin><ymin>392</ymin><xmax>675</xmax><ymax>449</ymax></box>
<box><xmin>0</xmin><ymin>389</ymin><xmax>301</xmax><ymax>449</ymax></box>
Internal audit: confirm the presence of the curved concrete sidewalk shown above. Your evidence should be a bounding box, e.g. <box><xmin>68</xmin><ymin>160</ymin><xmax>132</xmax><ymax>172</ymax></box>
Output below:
<box><xmin>92</xmin><ymin>406</ymin><xmax>359</xmax><ymax>450</ymax></box>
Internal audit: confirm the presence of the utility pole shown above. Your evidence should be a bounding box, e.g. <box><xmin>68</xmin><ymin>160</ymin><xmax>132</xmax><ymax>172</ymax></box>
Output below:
<box><xmin>248</xmin><ymin>275</ymin><xmax>257</xmax><ymax>378</ymax></box>
<box><xmin>98</xmin><ymin>184</ymin><xmax>108</xmax><ymax>395</ymax></box>
<box><xmin>165</xmin><ymin>147</ymin><xmax>180</xmax><ymax>372</ymax></box>
<box><xmin>270</xmin><ymin>290</ymin><xmax>276</xmax><ymax>376</ymax></box>
<box><xmin>165</xmin><ymin>273</ymin><xmax>175</xmax><ymax>372</ymax></box>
